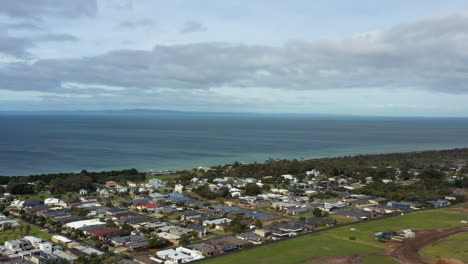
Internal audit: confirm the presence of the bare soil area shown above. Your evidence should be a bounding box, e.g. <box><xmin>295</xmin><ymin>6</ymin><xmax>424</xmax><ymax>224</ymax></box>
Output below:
<box><xmin>389</xmin><ymin>227</ymin><xmax>468</xmax><ymax>264</ymax></box>
<box><xmin>304</xmin><ymin>227</ymin><xmax>468</xmax><ymax>264</ymax></box>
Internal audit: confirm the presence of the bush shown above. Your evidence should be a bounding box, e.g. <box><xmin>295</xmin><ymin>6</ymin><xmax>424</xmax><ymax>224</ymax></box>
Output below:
<box><xmin>349</xmin><ymin>236</ymin><xmax>356</xmax><ymax>240</ymax></box>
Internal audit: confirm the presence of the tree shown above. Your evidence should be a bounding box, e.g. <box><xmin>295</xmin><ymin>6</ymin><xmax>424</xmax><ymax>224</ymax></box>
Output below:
<box><xmin>313</xmin><ymin>208</ymin><xmax>323</xmax><ymax>217</ymax></box>
<box><xmin>418</xmin><ymin>169</ymin><xmax>446</xmax><ymax>191</ymax></box>
<box><xmin>148</xmin><ymin>238</ymin><xmax>169</xmax><ymax>248</ymax></box>
<box><xmin>34</xmin><ymin>180</ymin><xmax>46</xmax><ymax>193</ymax></box>
<box><xmin>244</xmin><ymin>183</ymin><xmax>262</xmax><ymax>196</ymax></box>
<box><xmin>254</xmin><ymin>219</ymin><xmax>263</xmax><ymax>229</ymax></box>
<box><xmin>22</xmin><ymin>224</ymin><xmax>31</xmax><ymax>236</ymax></box>
<box><xmin>122</xmin><ymin>223</ymin><xmax>134</xmax><ymax>232</ymax></box>
<box><xmin>179</xmin><ymin>234</ymin><xmax>191</xmax><ymax>246</ymax></box>
<box><xmin>231</xmin><ymin>224</ymin><xmax>245</xmax><ymax>236</ymax></box>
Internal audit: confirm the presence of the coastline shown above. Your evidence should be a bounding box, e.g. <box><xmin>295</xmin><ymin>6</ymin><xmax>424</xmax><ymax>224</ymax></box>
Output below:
<box><xmin>2</xmin><ymin>146</ymin><xmax>468</xmax><ymax>178</ymax></box>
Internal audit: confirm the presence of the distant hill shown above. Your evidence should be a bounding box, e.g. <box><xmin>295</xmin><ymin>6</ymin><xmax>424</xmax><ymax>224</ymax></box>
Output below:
<box><xmin>0</xmin><ymin>109</ymin><xmax>346</xmax><ymax>118</ymax></box>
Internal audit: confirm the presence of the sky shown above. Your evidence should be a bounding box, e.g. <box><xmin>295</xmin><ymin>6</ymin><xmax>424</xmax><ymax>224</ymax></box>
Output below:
<box><xmin>1</xmin><ymin>1</ymin><xmax>468</xmax><ymax>117</ymax></box>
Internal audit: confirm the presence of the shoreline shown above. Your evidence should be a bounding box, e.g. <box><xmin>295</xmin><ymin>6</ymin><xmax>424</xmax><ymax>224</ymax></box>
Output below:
<box><xmin>2</xmin><ymin>146</ymin><xmax>467</xmax><ymax>178</ymax></box>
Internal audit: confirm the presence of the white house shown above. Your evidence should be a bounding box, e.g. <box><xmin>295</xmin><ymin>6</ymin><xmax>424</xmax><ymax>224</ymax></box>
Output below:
<box><xmin>44</xmin><ymin>198</ymin><xmax>67</xmax><ymax>207</ymax></box>
<box><xmin>174</xmin><ymin>184</ymin><xmax>184</xmax><ymax>193</ymax></box>
<box><xmin>148</xmin><ymin>178</ymin><xmax>166</xmax><ymax>188</ymax></box>
<box><xmin>9</xmin><ymin>200</ymin><xmax>25</xmax><ymax>208</ymax></box>
<box><xmin>203</xmin><ymin>218</ymin><xmax>232</xmax><ymax>226</ymax></box>
<box><xmin>156</xmin><ymin>248</ymin><xmax>192</xmax><ymax>263</ymax></box>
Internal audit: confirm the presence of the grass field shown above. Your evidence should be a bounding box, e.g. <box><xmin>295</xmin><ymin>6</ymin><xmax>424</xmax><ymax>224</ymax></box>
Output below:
<box><xmin>420</xmin><ymin>232</ymin><xmax>468</xmax><ymax>262</ymax></box>
<box><xmin>362</xmin><ymin>256</ymin><xmax>399</xmax><ymax>264</ymax></box>
<box><xmin>0</xmin><ymin>221</ymin><xmax>52</xmax><ymax>244</ymax></box>
<box><xmin>201</xmin><ymin>204</ymin><xmax>468</xmax><ymax>264</ymax></box>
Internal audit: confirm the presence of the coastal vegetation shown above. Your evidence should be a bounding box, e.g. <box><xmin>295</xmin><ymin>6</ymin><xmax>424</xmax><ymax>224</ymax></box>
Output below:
<box><xmin>1</xmin><ymin>148</ymin><xmax>467</xmax><ymax>201</ymax></box>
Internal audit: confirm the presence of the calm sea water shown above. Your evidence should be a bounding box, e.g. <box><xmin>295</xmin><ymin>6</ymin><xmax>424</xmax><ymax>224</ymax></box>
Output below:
<box><xmin>1</xmin><ymin>114</ymin><xmax>468</xmax><ymax>176</ymax></box>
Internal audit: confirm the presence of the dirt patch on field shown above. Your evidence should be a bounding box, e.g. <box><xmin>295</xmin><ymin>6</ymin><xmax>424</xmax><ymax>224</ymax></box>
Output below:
<box><xmin>445</xmin><ymin>206</ymin><xmax>468</xmax><ymax>214</ymax></box>
<box><xmin>304</xmin><ymin>227</ymin><xmax>468</xmax><ymax>264</ymax></box>
<box><xmin>389</xmin><ymin>227</ymin><xmax>468</xmax><ymax>264</ymax></box>
<box><xmin>304</xmin><ymin>255</ymin><xmax>364</xmax><ymax>264</ymax></box>
<box><xmin>429</xmin><ymin>258</ymin><xmax>465</xmax><ymax>264</ymax></box>
<box><xmin>383</xmin><ymin>242</ymin><xmax>399</xmax><ymax>248</ymax></box>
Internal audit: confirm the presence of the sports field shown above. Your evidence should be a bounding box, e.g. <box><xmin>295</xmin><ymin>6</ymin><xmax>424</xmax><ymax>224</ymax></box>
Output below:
<box><xmin>201</xmin><ymin>203</ymin><xmax>468</xmax><ymax>264</ymax></box>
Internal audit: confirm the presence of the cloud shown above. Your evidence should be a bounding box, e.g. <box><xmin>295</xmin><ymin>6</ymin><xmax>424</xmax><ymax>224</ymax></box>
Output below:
<box><xmin>118</xmin><ymin>19</ymin><xmax>155</xmax><ymax>29</ymax></box>
<box><xmin>1</xmin><ymin>12</ymin><xmax>468</xmax><ymax>102</ymax></box>
<box><xmin>61</xmin><ymin>82</ymin><xmax>126</xmax><ymax>91</ymax></box>
<box><xmin>0</xmin><ymin>28</ymin><xmax>78</xmax><ymax>58</ymax></box>
<box><xmin>180</xmin><ymin>20</ymin><xmax>205</xmax><ymax>34</ymax></box>
<box><xmin>39</xmin><ymin>33</ymin><xmax>79</xmax><ymax>42</ymax></box>
<box><xmin>0</xmin><ymin>0</ymin><xmax>97</xmax><ymax>20</ymax></box>
<box><xmin>5</xmin><ymin>22</ymin><xmax>42</xmax><ymax>31</ymax></box>
<box><xmin>0</xmin><ymin>28</ymin><xmax>34</xmax><ymax>57</ymax></box>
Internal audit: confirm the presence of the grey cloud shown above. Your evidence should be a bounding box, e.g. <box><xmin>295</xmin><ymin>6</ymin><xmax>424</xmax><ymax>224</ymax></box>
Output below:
<box><xmin>118</xmin><ymin>19</ymin><xmax>155</xmax><ymax>29</ymax></box>
<box><xmin>39</xmin><ymin>33</ymin><xmax>79</xmax><ymax>42</ymax></box>
<box><xmin>1</xmin><ymin>13</ymin><xmax>468</xmax><ymax>96</ymax></box>
<box><xmin>6</xmin><ymin>22</ymin><xmax>42</xmax><ymax>31</ymax></box>
<box><xmin>0</xmin><ymin>28</ymin><xmax>78</xmax><ymax>57</ymax></box>
<box><xmin>180</xmin><ymin>20</ymin><xmax>205</xmax><ymax>34</ymax></box>
<box><xmin>0</xmin><ymin>28</ymin><xmax>34</xmax><ymax>57</ymax></box>
<box><xmin>0</xmin><ymin>0</ymin><xmax>97</xmax><ymax>20</ymax></box>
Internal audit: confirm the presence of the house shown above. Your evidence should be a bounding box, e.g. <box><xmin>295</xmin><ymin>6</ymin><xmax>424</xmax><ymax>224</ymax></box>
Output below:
<box><xmin>237</xmin><ymin>232</ymin><xmax>263</xmax><ymax>244</ymax></box>
<box><xmin>106</xmin><ymin>181</ymin><xmax>118</xmax><ymax>188</ymax></box>
<box><xmin>334</xmin><ymin>209</ymin><xmax>375</xmax><ymax>220</ymax></box>
<box><xmin>24</xmin><ymin>200</ymin><xmax>44</xmax><ymax>207</ymax></box>
<box><xmin>0</xmin><ymin>218</ymin><xmax>21</xmax><ymax>230</ymax></box>
<box><xmin>51</xmin><ymin>235</ymin><xmax>73</xmax><ymax>245</ymax></box>
<box><xmin>302</xmin><ymin>217</ymin><xmax>336</xmax><ymax>228</ymax></box>
<box><xmin>388</xmin><ymin>202</ymin><xmax>417</xmax><ymax>212</ymax></box>
<box><xmin>5</xmin><ymin>239</ymin><xmax>32</xmax><ymax>253</ymax></box>
<box><xmin>203</xmin><ymin>218</ymin><xmax>232</xmax><ymax>228</ymax></box>
<box><xmin>79</xmin><ymin>189</ymin><xmax>88</xmax><ymax>196</ymax></box>
<box><xmin>98</xmin><ymin>188</ymin><xmax>110</xmax><ymax>197</ymax></box>
<box><xmin>175</xmin><ymin>246</ymin><xmax>205</xmax><ymax>261</ymax></box>
<box><xmin>174</xmin><ymin>184</ymin><xmax>184</xmax><ymax>193</ymax></box>
<box><xmin>273</xmin><ymin>223</ymin><xmax>304</xmax><ymax>235</ymax></box>
<box><xmin>157</xmin><ymin>232</ymin><xmax>181</xmax><ymax>245</ymax></box>
<box><xmin>128</xmin><ymin>241</ymin><xmax>150</xmax><ymax>252</ymax></box>
<box><xmin>111</xmin><ymin>235</ymin><xmax>147</xmax><ymax>247</ymax></box>
<box><xmin>149</xmin><ymin>192</ymin><xmax>168</xmax><ymax>200</ymax></box>
<box><xmin>137</xmin><ymin>203</ymin><xmax>162</xmax><ymax>211</ymax></box>
<box><xmin>44</xmin><ymin>198</ymin><xmax>67</xmax><ymax>207</ymax></box>
<box><xmin>254</xmin><ymin>229</ymin><xmax>271</xmax><ymax>238</ymax></box>
<box><xmin>187</xmin><ymin>224</ymin><xmax>207</xmax><ymax>237</ymax></box>
<box><xmin>10</xmin><ymin>200</ymin><xmax>25</xmax><ymax>208</ymax></box>
<box><xmin>155</xmin><ymin>249</ymin><xmax>192</xmax><ymax>263</ymax></box>
<box><xmin>148</xmin><ymin>178</ymin><xmax>166</xmax><ymax>188</ymax></box>
<box><xmin>251</xmin><ymin>213</ymin><xmax>283</xmax><ymax>224</ymax></box>
<box><xmin>186</xmin><ymin>244</ymin><xmax>219</xmax><ymax>257</ymax></box>
<box><xmin>323</xmin><ymin>201</ymin><xmax>346</xmax><ymax>211</ymax></box>
<box><xmin>204</xmin><ymin>237</ymin><xmax>251</xmax><ymax>252</ymax></box>
<box><xmin>427</xmin><ymin>199</ymin><xmax>451</xmax><ymax>208</ymax></box>
<box><xmin>181</xmin><ymin>211</ymin><xmax>204</xmax><ymax>221</ymax></box>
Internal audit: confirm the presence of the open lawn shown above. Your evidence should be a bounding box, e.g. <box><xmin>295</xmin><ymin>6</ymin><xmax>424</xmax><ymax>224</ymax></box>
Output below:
<box><xmin>420</xmin><ymin>232</ymin><xmax>468</xmax><ymax>262</ymax></box>
<box><xmin>0</xmin><ymin>229</ymin><xmax>24</xmax><ymax>244</ymax></box>
<box><xmin>362</xmin><ymin>256</ymin><xmax>399</xmax><ymax>264</ymax></box>
<box><xmin>201</xmin><ymin>204</ymin><xmax>468</xmax><ymax>264</ymax></box>
<box><xmin>0</xmin><ymin>221</ymin><xmax>52</xmax><ymax>244</ymax></box>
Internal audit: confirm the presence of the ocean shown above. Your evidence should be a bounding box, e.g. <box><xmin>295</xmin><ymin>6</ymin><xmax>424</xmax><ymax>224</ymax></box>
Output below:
<box><xmin>1</xmin><ymin>113</ymin><xmax>468</xmax><ymax>176</ymax></box>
